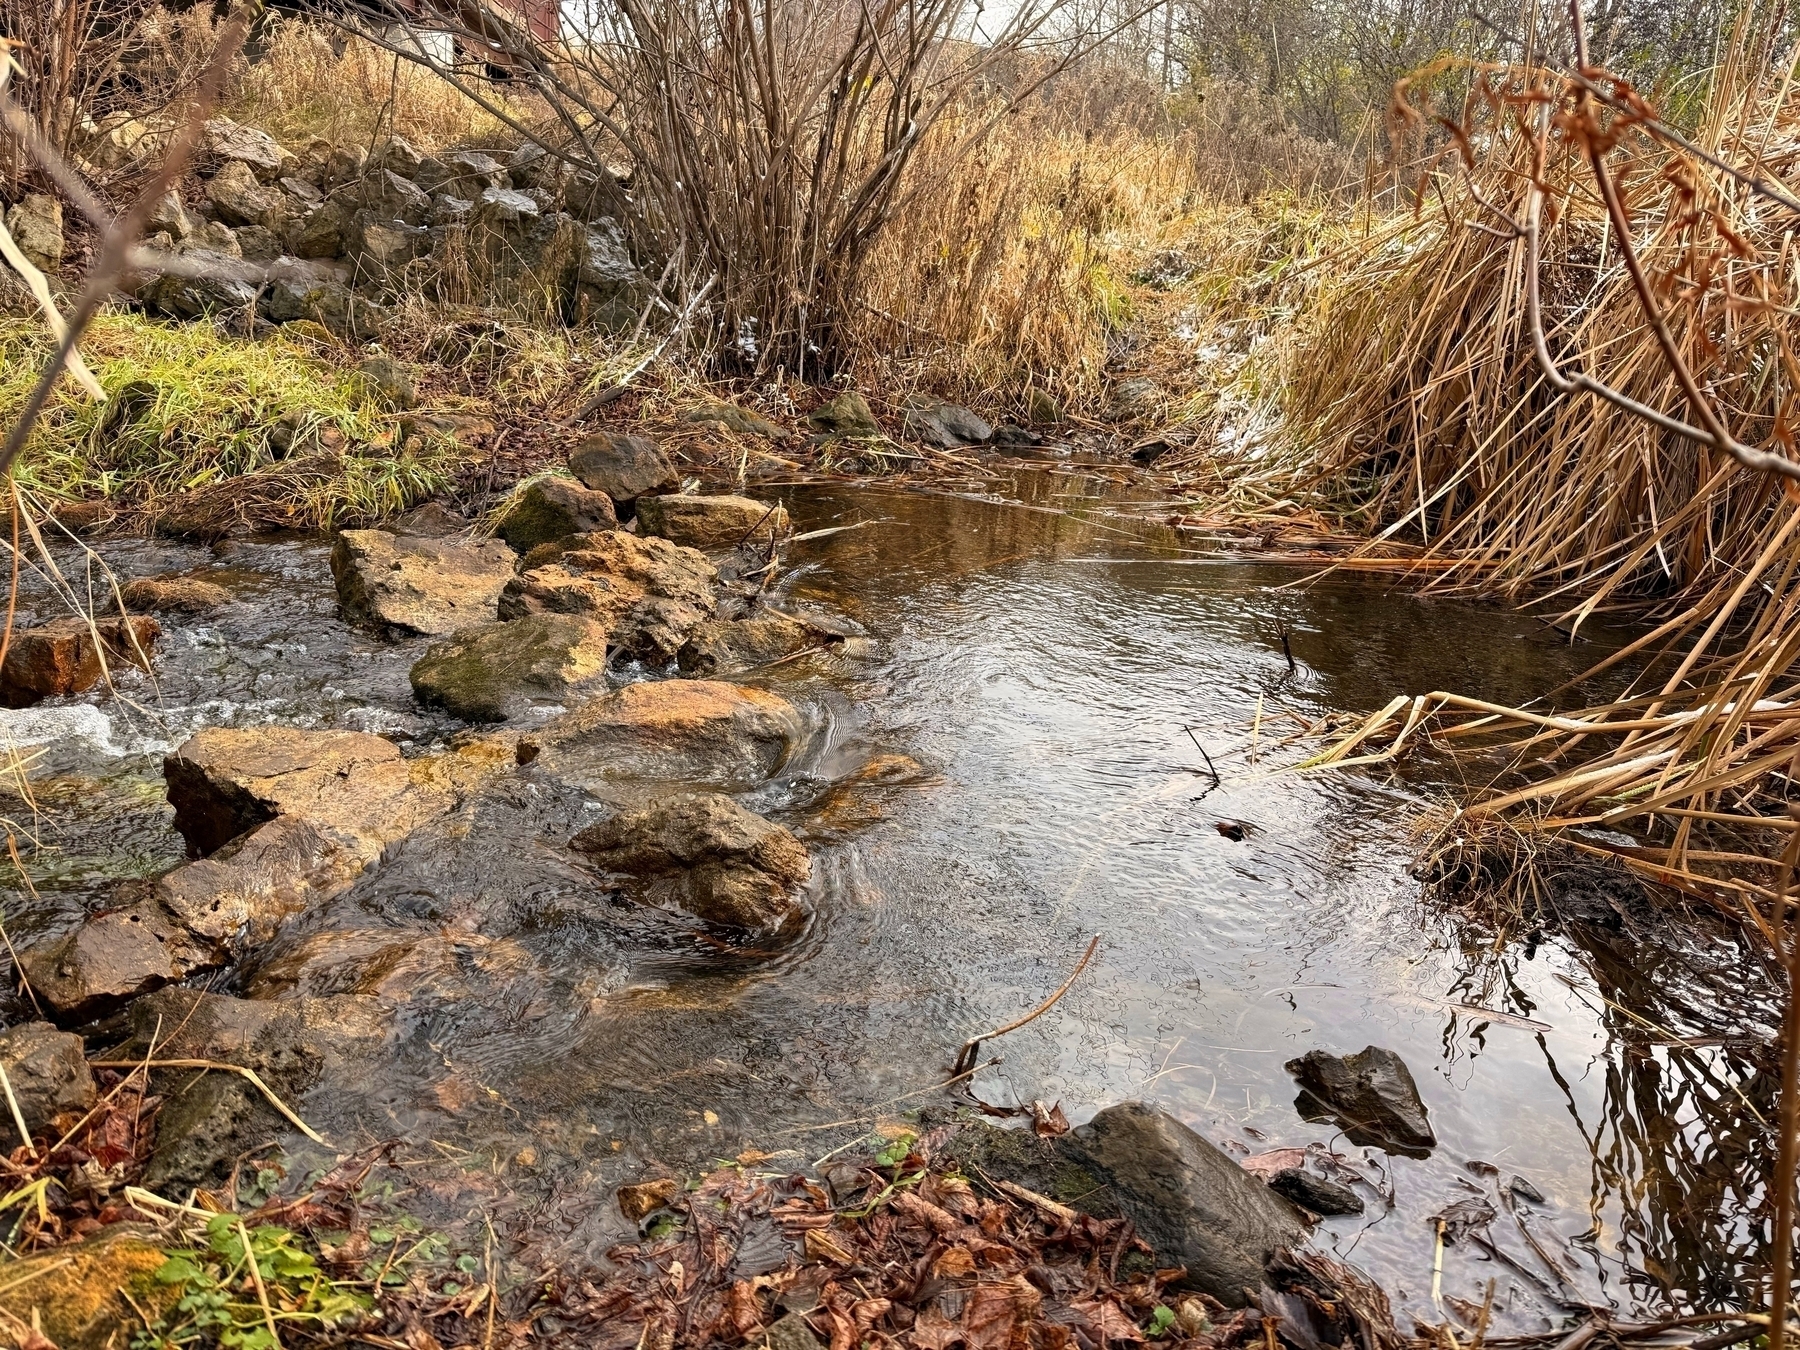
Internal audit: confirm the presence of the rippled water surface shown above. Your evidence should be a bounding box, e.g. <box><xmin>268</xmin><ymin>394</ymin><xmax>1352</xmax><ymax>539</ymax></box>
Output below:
<box><xmin>5</xmin><ymin>467</ymin><xmax>1779</xmax><ymax>1331</ymax></box>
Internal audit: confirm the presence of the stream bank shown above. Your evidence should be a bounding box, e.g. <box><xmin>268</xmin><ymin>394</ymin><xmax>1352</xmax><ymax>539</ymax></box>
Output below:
<box><xmin>0</xmin><ymin>462</ymin><xmax>1781</xmax><ymax>1344</ymax></box>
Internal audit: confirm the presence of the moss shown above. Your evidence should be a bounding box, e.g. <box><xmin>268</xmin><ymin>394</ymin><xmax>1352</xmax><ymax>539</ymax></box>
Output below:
<box><xmin>0</xmin><ymin>1226</ymin><xmax>177</xmax><ymax>1350</ymax></box>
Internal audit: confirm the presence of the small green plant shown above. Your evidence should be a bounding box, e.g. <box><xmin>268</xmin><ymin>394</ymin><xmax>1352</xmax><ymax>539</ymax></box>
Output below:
<box><xmin>1146</xmin><ymin>1305</ymin><xmax>1178</xmax><ymax>1339</ymax></box>
<box><xmin>135</xmin><ymin>1214</ymin><xmax>371</xmax><ymax>1350</ymax></box>
<box><xmin>874</xmin><ymin>1132</ymin><xmax>917</xmax><ymax>1169</ymax></box>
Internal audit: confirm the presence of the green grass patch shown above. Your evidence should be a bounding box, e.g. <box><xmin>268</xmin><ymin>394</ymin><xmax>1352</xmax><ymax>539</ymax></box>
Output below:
<box><xmin>0</xmin><ymin>312</ymin><xmax>460</xmax><ymax>528</ymax></box>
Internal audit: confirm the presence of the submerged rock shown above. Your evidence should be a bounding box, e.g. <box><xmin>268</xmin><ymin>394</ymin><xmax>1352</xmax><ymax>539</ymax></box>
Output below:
<box><xmin>0</xmin><ymin>1224</ymin><xmax>177</xmax><ymax>1349</ymax></box>
<box><xmin>534</xmin><ymin>679</ymin><xmax>803</xmax><ymax>789</ymax></box>
<box><xmin>636</xmin><ymin>494</ymin><xmax>789</xmax><ymax>551</ymax></box>
<box><xmin>1267</xmin><ymin>1167</ymin><xmax>1364</xmax><ymax>1217</ymax></box>
<box><xmin>247</xmin><ymin>928</ymin><xmax>536</xmax><ymax>1004</ymax></box>
<box><xmin>496</xmin><ymin>476</ymin><xmax>619</xmax><ymax>552</ymax></box>
<box><xmin>410</xmin><ymin>613</ymin><xmax>610</xmax><ymax>722</ymax></box>
<box><xmin>569</xmin><ymin>430</ymin><xmax>678</xmax><ymax>508</ymax></box>
<box><xmin>119</xmin><ymin>574</ymin><xmax>231</xmax><ymax>613</ymax></box>
<box><xmin>904</xmin><ymin>399</ymin><xmax>993</xmax><ymax>448</ymax></box>
<box><xmin>0</xmin><ymin>1022</ymin><xmax>96</xmax><ymax>1136</ymax></box>
<box><xmin>572</xmin><ymin>791</ymin><xmax>810</xmax><ymax>929</ymax></box>
<box><xmin>0</xmin><ymin>614</ymin><xmax>159</xmax><ymax>707</ymax></box>
<box><xmin>1285</xmin><ymin>1046</ymin><xmax>1436</xmax><ymax>1154</ymax></box>
<box><xmin>331</xmin><ymin>528</ymin><xmax>517</xmax><ymax>636</ymax></box>
<box><xmin>676</xmin><ymin>611</ymin><xmax>823</xmax><ymax>676</ymax></box>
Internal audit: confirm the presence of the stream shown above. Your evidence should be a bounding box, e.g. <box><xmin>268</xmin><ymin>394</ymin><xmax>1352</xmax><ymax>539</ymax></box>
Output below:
<box><xmin>4</xmin><ymin>465</ymin><xmax>1782</xmax><ymax>1332</ymax></box>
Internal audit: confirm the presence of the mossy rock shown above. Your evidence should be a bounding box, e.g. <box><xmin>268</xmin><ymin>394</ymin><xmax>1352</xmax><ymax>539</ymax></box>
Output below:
<box><xmin>0</xmin><ymin>1225</ymin><xmax>177</xmax><ymax>1349</ymax></box>
<box><xmin>496</xmin><ymin>477</ymin><xmax>618</xmax><ymax>552</ymax></box>
<box><xmin>808</xmin><ymin>391</ymin><xmax>880</xmax><ymax>438</ymax></box>
<box><xmin>410</xmin><ymin>614</ymin><xmax>610</xmax><ymax>722</ymax></box>
<box><xmin>681</xmin><ymin>400</ymin><xmax>785</xmax><ymax>439</ymax></box>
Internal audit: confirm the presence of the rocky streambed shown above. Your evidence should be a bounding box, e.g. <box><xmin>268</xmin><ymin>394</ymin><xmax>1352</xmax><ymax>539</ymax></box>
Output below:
<box><xmin>0</xmin><ymin>461</ymin><xmax>1783</xmax><ymax>1339</ymax></box>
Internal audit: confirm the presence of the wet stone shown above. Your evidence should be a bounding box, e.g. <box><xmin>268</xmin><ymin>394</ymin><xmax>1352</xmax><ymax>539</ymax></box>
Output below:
<box><xmin>904</xmin><ymin>399</ymin><xmax>993</xmax><ymax>447</ymax></box>
<box><xmin>496</xmin><ymin>476</ymin><xmax>619</xmax><ymax>552</ymax></box>
<box><xmin>506</xmin><ymin>531</ymin><xmax>719</xmax><ymax>664</ymax></box>
<box><xmin>1267</xmin><ymin>1168</ymin><xmax>1364</xmax><ymax>1217</ymax></box>
<box><xmin>635</xmin><ymin>494</ymin><xmax>789</xmax><ymax>551</ymax></box>
<box><xmin>1286</xmin><ymin>1045</ymin><xmax>1436</xmax><ymax>1155</ymax></box>
<box><xmin>19</xmin><ymin>888</ymin><xmax>210</xmax><ymax>1024</ymax></box>
<box><xmin>618</xmin><ymin>1177</ymin><xmax>681</xmax><ymax>1220</ymax></box>
<box><xmin>0</xmin><ymin>1021</ymin><xmax>96</xmax><ymax>1137</ymax></box>
<box><xmin>331</xmin><ymin>528</ymin><xmax>517</xmax><ymax>636</ymax></box>
<box><xmin>571</xmin><ymin>790</ymin><xmax>811</xmax><ymax>930</ymax></box>
<box><xmin>569</xmin><ymin>429</ymin><xmax>678</xmax><ymax>508</ymax></box>
<box><xmin>119</xmin><ymin>574</ymin><xmax>231</xmax><ymax>613</ymax></box>
<box><xmin>410</xmin><ymin>613</ymin><xmax>610</xmax><ymax>722</ymax></box>
<box><xmin>0</xmin><ymin>614</ymin><xmax>158</xmax><ymax>707</ymax></box>
<box><xmin>533</xmin><ymin>679</ymin><xmax>803</xmax><ymax>789</ymax></box>
<box><xmin>677</xmin><ymin>611</ymin><xmax>823</xmax><ymax>676</ymax></box>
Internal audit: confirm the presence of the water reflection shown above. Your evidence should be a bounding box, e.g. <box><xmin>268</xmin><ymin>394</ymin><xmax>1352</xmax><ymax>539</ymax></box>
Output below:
<box><xmin>0</xmin><ymin>466</ymin><xmax>1779</xmax><ymax>1329</ymax></box>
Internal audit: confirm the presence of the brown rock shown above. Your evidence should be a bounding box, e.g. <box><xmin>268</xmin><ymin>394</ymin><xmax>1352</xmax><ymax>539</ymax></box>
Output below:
<box><xmin>635</xmin><ymin>494</ymin><xmax>789</xmax><ymax>550</ymax></box>
<box><xmin>505</xmin><ymin>531</ymin><xmax>719</xmax><ymax>664</ymax></box>
<box><xmin>247</xmin><ymin>928</ymin><xmax>537</xmax><ymax>1005</ymax></box>
<box><xmin>0</xmin><ymin>1225</ymin><xmax>178</xmax><ymax>1349</ymax></box>
<box><xmin>496</xmin><ymin>476</ymin><xmax>619</xmax><ymax>552</ymax></box>
<box><xmin>120</xmin><ymin>575</ymin><xmax>231</xmax><ymax>613</ymax></box>
<box><xmin>0</xmin><ymin>615</ymin><xmax>159</xmax><ymax>707</ymax></box>
<box><xmin>618</xmin><ymin>1177</ymin><xmax>680</xmax><ymax>1220</ymax></box>
<box><xmin>19</xmin><ymin>889</ymin><xmax>211</xmax><ymax>1024</ymax></box>
<box><xmin>536</xmin><ymin>679</ymin><xmax>803</xmax><ymax>789</ymax></box>
<box><xmin>331</xmin><ymin>529</ymin><xmax>517</xmax><ymax>635</ymax></box>
<box><xmin>0</xmin><ymin>1021</ymin><xmax>95</xmax><ymax>1136</ymax></box>
<box><xmin>677</xmin><ymin>611</ymin><xmax>823</xmax><ymax>676</ymax></box>
<box><xmin>572</xmin><ymin>791</ymin><xmax>810</xmax><ymax>929</ymax></box>
<box><xmin>569</xmin><ymin>430</ymin><xmax>678</xmax><ymax>508</ymax></box>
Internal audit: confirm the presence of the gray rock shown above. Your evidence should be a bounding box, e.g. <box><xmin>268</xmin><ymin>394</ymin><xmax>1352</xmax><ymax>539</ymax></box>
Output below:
<box><xmin>496</xmin><ymin>476</ymin><xmax>618</xmax><ymax>552</ymax></box>
<box><xmin>323</xmin><ymin>141</ymin><xmax>368</xmax><ymax>186</ymax></box>
<box><xmin>146</xmin><ymin>190</ymin><xmax>193</xmax><ymax>240</ymax></box>
<box><xmin>191</xmin><ymin>219</ymin><xmax>241</xmax><ymax>257</ymax></box>
<box><xmin>260</xmin><ymin>264</ymin><xmax>385</xmax><ymax>341</ymax></box>
<box><xmin>1285</xmin><ymin>1046</ymin><xmax>1436</xmax><ymax>1154</ymax></box>
<box><xmin>568</xmin><ymin>430</ymin><xmax>676</xmax><ymax>507</ymax></box>
<box><xmin>4</xmin><ymin>194</ymin><xmax>64</xmax><ymax>272</ymax></box>
<box><xmin>575</xmin><ymin>219</ymin><xmax>647</xmax><ymax>329</ymax></box>
<box><xmin>410</xmin><ymin>614</ymin><xmax>610</xmax><ymax>722</ymax></box>
<box><xmin>205</xmin><ymin>159</ymin><xmax>276</xmax><ymax>228</ymax></box>
<box><xmin>1067</xmin><ymin>1102</ymin><xmax>1306</xmax><ymax>1304</ymax></box>
<box><xmin>476</xmin><ymin>185</ymin><xmax>540</xmax><ymax>223</ymax></box>
<box><xmin>291</xmin><ymin>198</ymin><xmax>351</xmax><ymax>258</ymax></box>
<box><xmin>763</xmin><ymin>1312</ymin><xmax>824</xmax><ymax>1350</ymax></box>
<box><xmin>0</xmin><ymin>1022</ymin><xmax>95</xmax><ymax>1137</ymax></box>
<box><xmin>508</xmin><ymin>141</ymin><xmax>557</xmax><ymax>190</ymax></box>
<box><xmin>377</xmin><ymin>134</ymin><xmax>425</xmax><ymax>178</ymax></box>
<box><xmin>681</xmin><ymin>400</ymin><xmax>785</xmax><ymax>439</ymax></box>
<box><xmin>362</xmin><ymin>168</ymin><xmax>433</xmax><ymax>227</ymax></box>
<box><xmin>331</xmin><ymin>529</ymin><xmax>517</xmax><ymax>636</ymax></box>
<box><xmin>350</xmin><ymin>212</ymin><xmax>431</xmax><ymax>273</ymax></box>
<box><xmin>677</xmin><ymin>612</ymin><xmax>821</xmax><ymax>676</ymax></box>
<box><xmin>202</xmin><ymin>118</ymin><xmax>289</xmax><ymax>178</ymax></box>
<box><xmin>1267</xmin><ymin>1168</ymin><xmax>1363</xmax><ymax>1217</ymax></box>
<box><xmin>140</xmin><ymin>247</ymin><xmax>258</xmax><ymax>319</ymax></box>
<box><xmin>432</xmin><ymin>193</ymin><xmax>474</xmax><ymax>227</ymax></box>
<box><xmin>532</xmin><ymin>679</ymin><xmax>803</xmax><ymax>789</ymax></box>
<box><xmin>571</xmin><ymin>791</ymin><xmax>810</xmax><ymax>929</ymax></box>
<box><xmin>1108</xmin><ymin>378</ymin><xmax>1162</xmax><ymax>420</ymax></box>
<box><xmin>636</xmin><ymin>494</ymin><xmax>789</xmax><ymax>551</ymax></box>
<box><xmin>392</xmin><ymin>501</ymin><xmax>469</xmax><ymax>537</ymax></box>
<box><xmin>904</xmin><ymin>399</ymin><xmax>992</xmax><ymax>447</ymax></box>
<box><xmin>438</xmin><ymin>149</ymin><xmax>511</xmax><ymax>194</ymax></box>
<box><xmin>233</xmin><ymin>223</ymin><xmax>284</xmax><ymax>262</ymax></box>
<box><xmin>808</xmin><ymin>391</ymin><xmax>880</xmax><ymax>437</ymax></box>
<box><xmin>278</xmin><ymin>175</ymin><xmax>323</xmax><ymax>207</ymax></box>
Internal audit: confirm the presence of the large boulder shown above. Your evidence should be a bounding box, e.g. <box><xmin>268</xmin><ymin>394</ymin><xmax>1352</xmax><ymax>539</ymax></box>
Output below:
<box><xmin>0</xmin><ymin>1225</ymin><xmax>178</xmax><ymax>1349</ymax></box>
<box><xmin>504</xmin><ymin>531</ymin><xmax>718</xmax><ymax>664</ymax></box>
<box><xmin>532</xmin><ymin>679</ymin><xmax>803</xmax><ymax>788</ymax></box>
<box><xmin>495</xmin><ymin>476</ymin><xmax>618</xmax><ymax>552</ymax></box>
<box><xmin>1286</xmin><ymin>1046</ymin><xmax>1436</xmax><ymax>1154</ymax></box>
<box><xmin>4</xmin><ymin>193</ymin><xmax>64</xmax><ymax>272</ymax></box>
<box><xmin>410</xmin><ymin>613</ymin><xmax>610</xmax><ymax>722</ymax></box>
<box><xmin>571</xmin><ymin>791</ymin><xmax>809</xmax><ymax>929</ymax></box>
<box><xmin>568</xmin><ymin>430</ymin><xmax>677</xmax><ymax>508</ymax></box>
<box><xmin>0</xmin><ymin>1021</ymin><xmax>95</xmax><ymax>1136</ymax></box>
<box><xmin>0</xmin><ymin>615</ymin><xmax>158</xmax><ymax>707</ymax></box>
<box><xmin>330</xmin><ymin>528</ymin><xmax>517</xmax><ymax>636</ymax></box>
<box><xmin>635</xmin><ymin>494</ymin><xmax>789</xmax><ymax>551</ymax></box>
<box><xmin>677</xmin><ymin>612</ymin><xmax>822</xmax><ymax>676</ymax></box>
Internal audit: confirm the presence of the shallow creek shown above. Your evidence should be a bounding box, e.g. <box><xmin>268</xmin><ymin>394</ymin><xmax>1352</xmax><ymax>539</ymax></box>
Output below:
<box><xmin>3</xmin><ymin>467</ymin><xmax>1780</xmax><ymax>1331</ymax></box>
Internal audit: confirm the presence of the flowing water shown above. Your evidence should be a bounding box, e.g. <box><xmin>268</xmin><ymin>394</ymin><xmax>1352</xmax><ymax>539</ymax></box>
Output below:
<box><xmin>4</xmin><ymin>467</ymin><xmax>1781</xmax><ymax>1331</ymax></box>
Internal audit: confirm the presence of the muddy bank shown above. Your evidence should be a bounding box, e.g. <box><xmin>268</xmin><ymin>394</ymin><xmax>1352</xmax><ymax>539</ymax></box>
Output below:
<box><xmin>0</xmin><ymin>463</ymin><xmax>1783</xmax><ymax>1340</ymax></box>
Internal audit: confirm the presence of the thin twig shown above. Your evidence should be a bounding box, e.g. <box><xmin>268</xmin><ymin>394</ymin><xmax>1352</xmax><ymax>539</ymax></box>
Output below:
<box><xmin>952</xmin><ymin>935</ymin><xmax>1101</xmax><ymax>1076</ymax></box>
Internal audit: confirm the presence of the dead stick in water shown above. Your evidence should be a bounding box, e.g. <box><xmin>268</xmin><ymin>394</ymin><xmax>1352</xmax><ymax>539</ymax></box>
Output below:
<box><xmin>952</xmin><ymin>936</ymin><xmax>1101</xmax><ymax>1077</ymax></box>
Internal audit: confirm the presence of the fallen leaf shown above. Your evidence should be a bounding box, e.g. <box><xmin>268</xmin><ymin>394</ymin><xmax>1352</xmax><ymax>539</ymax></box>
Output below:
<box><xmin>1239</xmin><ymin>1148</ymin><xmax>1308</xmax><ymax>1180</ymax></box>
<box><xmin>1030</xmin><ymin>1101</ymin><xmax>1070</xmax><ymax>1137</ymax></box>
<box><xmin>962</xmin><ymin>1282</ymin><xmax>1019</xmax><ymax>1350</ymax></box>
<box><xmin>912</xmin><ymin>1306</ymin><xmax>964</xmax><ymax>1350</ymax></box>
<box><xmin>934</xmin><ymin>1246</ymin><xmax>977</xmax><ymax>1278</ymax></box>
<box><xmin>1072</xmin><ymin>1297</ymin><xmax>1145</xmax><ymax>1342</ymax></box>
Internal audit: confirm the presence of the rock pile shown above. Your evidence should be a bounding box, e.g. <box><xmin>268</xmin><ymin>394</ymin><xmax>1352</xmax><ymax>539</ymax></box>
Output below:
<box><xmin>35</xmin><ymin>116</ymin><xmax>655</xmax><ymax>338</ymax></box>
